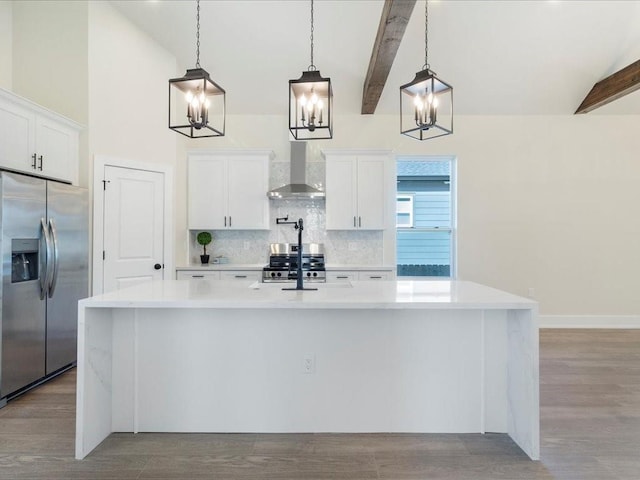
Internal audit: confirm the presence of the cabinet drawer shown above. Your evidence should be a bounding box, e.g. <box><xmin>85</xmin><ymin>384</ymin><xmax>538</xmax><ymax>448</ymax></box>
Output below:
<box><xmin>220</xmin><ymin>271</ymin><xmax>261</xmax><ymax>281</ymax></box>
<box><xmin>358</xmin><ymin>271</ymin><xmax>393</xmax><ymax>281</ymax></box>
<box><xmin>176</xmin><ymin>271</ymin><xmax>221</xmax><ymax>280</ymax></box>
<box><xmin>326</xmin><ymin>272</ymin><xmax>357</xmax><ymax>282</ymax></box>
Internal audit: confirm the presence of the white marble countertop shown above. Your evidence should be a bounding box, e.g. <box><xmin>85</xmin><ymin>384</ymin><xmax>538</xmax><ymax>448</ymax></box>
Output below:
<box><xmin>80</xmin><ymin>279</ymin><xmax>536</xmax><ymax>310</ymax></box>
<box><xmin>176</xmin><ymin>264</ymin><xmax>263</xmax><ymax>271</ymax></box>
<box><xmin>325</xmin><ymin>265</ymin><xmax>394</xmax><ymax>271</ymax></box>
<box><xmin>176</xmin><ymin>264</ymin><xmax>395</xmax><ymax>271</ymax></box>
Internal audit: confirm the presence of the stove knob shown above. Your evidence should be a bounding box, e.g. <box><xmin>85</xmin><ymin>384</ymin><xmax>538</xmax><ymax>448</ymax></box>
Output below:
<box><xmin>306</xmin><ymin>272</ymin><xmax>311</xmax><ymax>277</ymax></box>
<box><xmin>313</xmin><ymin>272</ymin><xmax>317</xmax><ymax>277</ymax></box>
<box><xmin>276</xmin><ymin>272</ymin><xmax>282</xmax><ymax>277</ymax></box>
<box><xmin>270</xmin><ymin>272</ymin><xmax>276</xmax><ymax>277</ymax></box>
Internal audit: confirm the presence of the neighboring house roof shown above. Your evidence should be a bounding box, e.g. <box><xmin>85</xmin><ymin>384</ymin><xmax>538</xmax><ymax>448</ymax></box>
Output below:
<box><xmin>397</xmin><ymin>161</ymin><xmax>450</xmax><ymax>177</ymax></box>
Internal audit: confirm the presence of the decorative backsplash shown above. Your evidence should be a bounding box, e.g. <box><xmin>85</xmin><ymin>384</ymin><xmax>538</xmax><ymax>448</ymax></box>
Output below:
<box><xmin>187</xmin><ymin>159</ymin><xmax>384</xmax><ymax>266</ymax></box>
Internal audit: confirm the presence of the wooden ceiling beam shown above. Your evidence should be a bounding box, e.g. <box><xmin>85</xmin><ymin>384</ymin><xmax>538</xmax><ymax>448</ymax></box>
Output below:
<box><xmin>575</xmin><ymin>59</ymin><xmax>640</xmax><ymax>114</ymax></box>
<box><xmin>361</xmin><ymin>0</ymin><xmax>417</xmax><ymax>115</ymax></box>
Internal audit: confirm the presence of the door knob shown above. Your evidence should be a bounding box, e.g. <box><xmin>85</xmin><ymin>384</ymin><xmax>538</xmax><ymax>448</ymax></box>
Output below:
<box><xmin>154</xmin><ymin>263</ymin><xmax>162</xmax><ymax>270</ymax></box>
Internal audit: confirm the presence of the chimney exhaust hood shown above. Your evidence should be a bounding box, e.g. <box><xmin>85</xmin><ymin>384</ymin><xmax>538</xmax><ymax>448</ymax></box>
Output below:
<box><xmin>267</xmin><ymin>142</ymin><xmax>325</xmax><ymax>199</ymax></box>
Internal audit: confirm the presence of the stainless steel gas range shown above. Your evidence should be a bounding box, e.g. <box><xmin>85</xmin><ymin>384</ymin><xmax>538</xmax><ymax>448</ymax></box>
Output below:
<box><xmin>262</xmin><ymin>243</ymin><xmax>326</xmax><ymax>283</ymax></box>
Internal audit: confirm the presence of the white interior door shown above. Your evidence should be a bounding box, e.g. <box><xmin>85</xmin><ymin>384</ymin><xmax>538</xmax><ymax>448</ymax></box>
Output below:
<box><xmin>103</xmin><ymin>165</ymin><xmax>165</xmax><ymax>293</ymax></box>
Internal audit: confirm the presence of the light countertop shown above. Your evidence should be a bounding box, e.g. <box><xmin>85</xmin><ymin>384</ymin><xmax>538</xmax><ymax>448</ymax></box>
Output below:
<box><xmin>176</xmin><ymin>264</ymin><xmax>263</xmax><ymax>271</ymax></box>
<box><xmin>176</xmin><ymin>262</ymin><xmax>395</xmax><ymax>272</ymax></box>
<box><xmin>80</xmin><ymin>279</ymin><xmax>536</xmax><ymax>311</ymax></box>
<box><xmin>176</xmin><ymin>264</ymin><xmax>395</xmax><ymax>271</ymax></box>
<box><xmin>325</xmin><ymin>265</ymin><xmax>394</xmax><ymax>271</ymax></box>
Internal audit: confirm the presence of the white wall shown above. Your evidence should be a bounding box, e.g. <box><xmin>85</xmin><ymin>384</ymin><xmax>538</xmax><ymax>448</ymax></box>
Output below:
<box><xmin>175</xmin><ymin>113</ymin><xmax>640</xmax><ymax>317</ymax></box>
<box><xmin>11</xmin><ymin>0</ymin><xmax>89</xmax><ymax>186</ymax></box>
<box><xmin>87</xmin><ymin>1</ymin><xmax>176</xmax><ymax>174</ymax></box>
<box><xmin>11</xmin><ymin>1</ymin><xmax>87</xmax><ymax>123</ymax></box>
<box><xmin>0</xmin><ymin>1</ymin><xmax>11</xmax><ymax>90</ymax></box>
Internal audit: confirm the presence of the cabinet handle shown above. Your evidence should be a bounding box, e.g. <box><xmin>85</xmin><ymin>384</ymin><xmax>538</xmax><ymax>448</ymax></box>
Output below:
<box><xmin>353</xmin><ymin>216</ymin><xmax>356</xmax><ymax>228</ymax></box>
<box><xmin>32</xmin><ymin>153</ymin><xmax>37</xmax><ymax>169</ymax></box>
<box><xmin>224</xmin><ymin>216</ymin><xmax>227</xmax><ymax>227</ymax></box>
<box><xmin>336</xmin><ymin>276</ymin><xmax>349</xmax><ymax>279</ymax></box>
<box><xmin>370</xmin><ymin>276</ymin><xmax>383</xmax><ymax>279</ymax></box>
<box><xmin>359</xmin><ymin>216</ymin><xmax>362</xmax><ymax>228</ymax></box>
<box><xmin>38</xmin><ymin>155</ymin><xmax>43</xmax><ymax>171</ymax></box>
<box><xmin>229</xmin><ymin>216</ymin><xmax>232</xmax><ymax>227</ymax></box>
<box><xmin>192</xmin><ymin>275</ymin><xmax>204</xmax><ymax>278</ymax></box>
<box><xmin>234</xmin><ymin>275</ymin><xmax>247</xmax><ymax>278</ymax></box>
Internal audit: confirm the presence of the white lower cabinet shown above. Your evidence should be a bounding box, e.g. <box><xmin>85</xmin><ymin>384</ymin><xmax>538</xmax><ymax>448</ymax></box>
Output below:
<box><xmin>176</xmin><ymin>271</ymin><xmax>220</xmax><ymax>280</ymax></box>
<box><xmin>220</xmin><ymin>271</ymin><xmax>261</xmax><ymax>282</ymax></box>
<box><xmin>176</xmin><ymin>269</ymin><xmax>261</xmax><ymax>281</ymax></box>
<box><xmin>358</xmin><ymin>271</ymin><xmax>393</xmax><ymax>281</ymax></box>
<box><xmin>327</xmin><ymin>270</ymin><xmax>394</xmax><ymax>282</ymax></box>
<box><xmin>326</xmin><ymin>272</ymin><xmax>357</xmax><ymax>282</ymax></box>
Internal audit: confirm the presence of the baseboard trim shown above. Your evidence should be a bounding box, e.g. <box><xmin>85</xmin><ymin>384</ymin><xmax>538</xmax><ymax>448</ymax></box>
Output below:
<box><xmin>539</xmin><ymin>315</ymin><xmax>640</xmax><ymax>329</ymax></box>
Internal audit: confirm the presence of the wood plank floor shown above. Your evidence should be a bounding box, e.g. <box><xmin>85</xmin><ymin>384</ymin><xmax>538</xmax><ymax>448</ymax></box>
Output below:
<box><xmin>0</xmin><ymin>329</ymin><xmax>638</xmax><ymax>479</ymax></box>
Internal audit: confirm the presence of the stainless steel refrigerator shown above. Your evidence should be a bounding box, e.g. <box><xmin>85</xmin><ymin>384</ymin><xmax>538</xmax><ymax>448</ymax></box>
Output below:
<box><xmin>0</xmin><ymin>171</ymin><xmax>88</xmax><ymax>404</ymax></box>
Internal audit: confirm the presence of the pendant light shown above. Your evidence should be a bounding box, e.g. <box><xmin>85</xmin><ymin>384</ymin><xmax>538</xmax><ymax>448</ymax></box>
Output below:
<box><xmin>400</xmin><ymin>0</ymin><xmax>452</xmax><ymax>141</ymax></box>
<box><xmin>289</xmin><ymin>0</ymin><xmax>333</xmax><ymax>140</ymax></box>
<box><xmin>169</xmin><ymin>0</ymin><xmax>225</xmax><ymax>138</ymax></box>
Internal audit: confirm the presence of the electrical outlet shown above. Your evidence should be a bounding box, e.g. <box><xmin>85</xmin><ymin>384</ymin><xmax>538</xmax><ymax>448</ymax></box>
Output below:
<box><xmin>303</xmin><ymin>354</ymin><xmax>315</xmax><ymax>374</ymax></box>
<box><xmin>528</xmin><ymin>287</ymin><xmax>535</xmax><ymax>298</ymax></box>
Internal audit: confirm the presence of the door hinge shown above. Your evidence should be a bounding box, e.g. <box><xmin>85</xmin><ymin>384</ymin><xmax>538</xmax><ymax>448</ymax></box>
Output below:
<box><xmin>102</xmin><ymin>179</ymin><xmax>110</xmax><ymax>190</ymax></box>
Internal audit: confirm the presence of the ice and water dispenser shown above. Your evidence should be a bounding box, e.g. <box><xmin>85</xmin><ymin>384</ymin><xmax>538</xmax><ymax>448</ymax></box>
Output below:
<box><xmin>11</xmin><ymin>239</ymin><xmax>39</xmax><ymax>283</ymax></box>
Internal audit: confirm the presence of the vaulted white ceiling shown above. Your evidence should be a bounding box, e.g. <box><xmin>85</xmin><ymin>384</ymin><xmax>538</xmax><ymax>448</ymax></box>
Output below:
<box><xmin>111</xmin><ymin>0</ymin><xmax>640</xmax><ymax>116</ymax></box>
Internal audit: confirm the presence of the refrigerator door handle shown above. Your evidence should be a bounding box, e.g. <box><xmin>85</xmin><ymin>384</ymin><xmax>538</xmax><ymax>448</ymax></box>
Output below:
<box><xmin>39</xmin><ymin>217</ymin><xmax>53</xmax><ymax>300</ymax></box>
<box><xmin>48</xmin><ymin>218</ymin><xmax>60</xmax><ymax>298</ymax></box>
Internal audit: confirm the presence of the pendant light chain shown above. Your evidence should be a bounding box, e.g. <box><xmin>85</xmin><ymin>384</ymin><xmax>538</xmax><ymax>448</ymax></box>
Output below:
<box><xmin>195</xmin><ymin>0</ymin><xmax>201</xmax><ymax>68</ymax></box>
<box><xmin>308</xmin><ymin>0</ymin><xmax>315</xmax><ymax>70</ymax></box>
<box><xmin>424</xmin><ymin>0</ymin><xmax>430</xmax><ymax>70</ymax></box>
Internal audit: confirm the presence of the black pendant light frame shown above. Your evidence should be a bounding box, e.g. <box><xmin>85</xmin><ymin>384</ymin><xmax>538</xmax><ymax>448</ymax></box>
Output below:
<box><xmin>400</xmin><ymin>0</ymin><xmax>453</xmax><ymax>141</ymax></box>
<box><xmin>289</xmin><ymin>0</ymin><xmax>333</xmax><ymax>140</ymax></box>
<box><xmin>169</xmin><ymin>0</ymin><xmax>226</xmax><ymax>138</ymax></box>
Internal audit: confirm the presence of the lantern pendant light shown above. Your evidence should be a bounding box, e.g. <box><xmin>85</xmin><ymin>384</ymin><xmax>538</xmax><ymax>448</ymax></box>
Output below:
<box><xmin>400</xmin><ymin>0</ymin><xmax>452</xmax><ymax>141</ymax></box>
<box><xmin>289</xmin><ymin>0</ymin><xmax>333</xmax><ymax>140</ymax></box>
<box><xmin>169</xmin><ymin>0</ymin><xmax>225</xmax><ymax>138</ymax></box>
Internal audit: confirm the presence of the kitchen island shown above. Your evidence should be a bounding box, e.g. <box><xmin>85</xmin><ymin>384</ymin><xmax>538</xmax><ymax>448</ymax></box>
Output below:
<box><xmin>75</xmin><ymin>279</ymin><xmax>539</xmax><ymax>460</ymax></box>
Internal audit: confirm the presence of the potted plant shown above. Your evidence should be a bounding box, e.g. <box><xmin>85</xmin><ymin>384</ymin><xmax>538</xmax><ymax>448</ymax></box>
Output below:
<box><xmin>196</xmin><ymin>231</ymin><xmax>212</xmax><ymax>264</ymax></box>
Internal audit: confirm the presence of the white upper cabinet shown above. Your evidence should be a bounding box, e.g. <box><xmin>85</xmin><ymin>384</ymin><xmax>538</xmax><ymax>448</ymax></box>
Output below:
<box><xmin>35</xmin><ymin>115</ymin><xmax>78</xmax><ymax>183</ymax></box>
<box><xmin>188</xmin><ymin>150</ymin><xmax>272</xmax><ymax>230</ymax></box>
<box><xmin>0</xmin><ymin>88</ymin><xmax>80</xmax><ymax>184</ymax></box>
<box><xmin>324</xmin><ymin>151</ymin><xmax>391</xmax><ymax>230</ymax></box>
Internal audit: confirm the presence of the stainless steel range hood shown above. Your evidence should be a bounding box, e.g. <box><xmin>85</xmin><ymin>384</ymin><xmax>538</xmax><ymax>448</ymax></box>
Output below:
<box><xmin>267</xmin><ymin>142</ymin><xmax>325</xmax><ymax>199</ymax></box>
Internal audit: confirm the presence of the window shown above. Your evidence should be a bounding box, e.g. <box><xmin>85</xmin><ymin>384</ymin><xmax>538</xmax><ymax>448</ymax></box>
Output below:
<box><xmin>396</xmin><ymin>158</ymin><xmax>455</xmax><ymax>277</ymax></box>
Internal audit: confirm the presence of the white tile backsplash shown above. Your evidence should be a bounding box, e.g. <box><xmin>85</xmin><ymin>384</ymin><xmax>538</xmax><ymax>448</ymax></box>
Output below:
<box><xmin>188</xmin><ymin>159</ymin><xmax>384</xmax><ymax>266</ymax></box>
